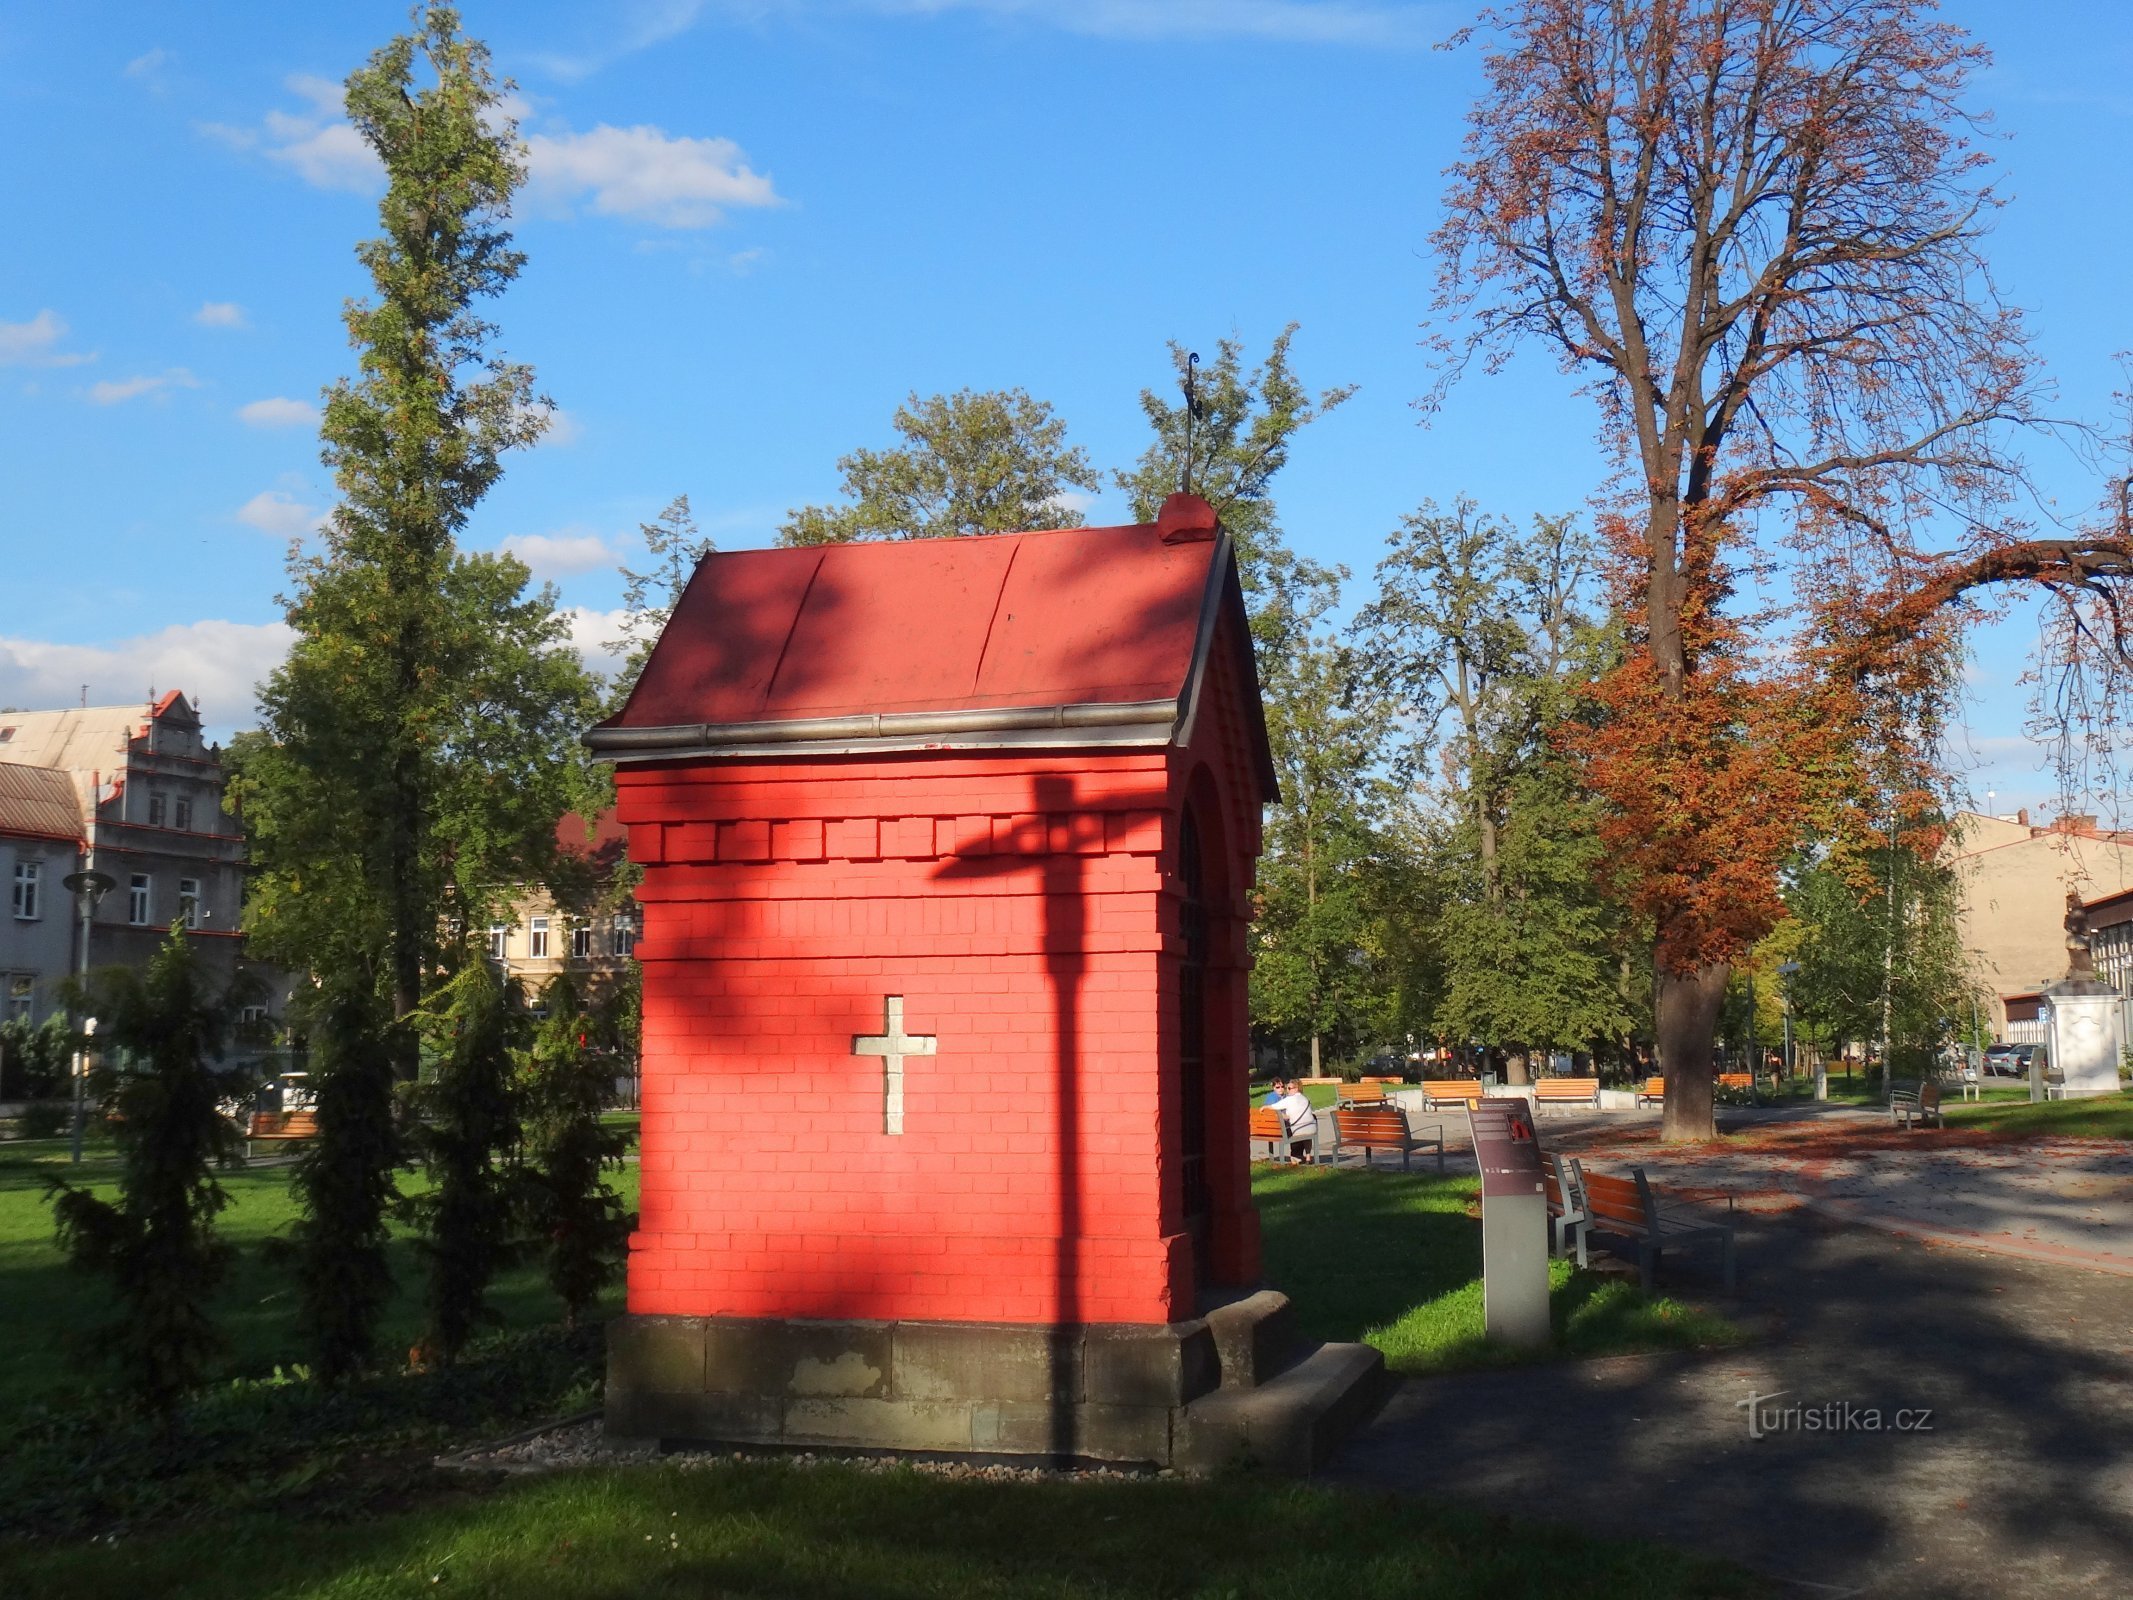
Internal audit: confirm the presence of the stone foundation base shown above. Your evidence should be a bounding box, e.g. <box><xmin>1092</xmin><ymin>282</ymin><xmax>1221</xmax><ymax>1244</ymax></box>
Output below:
<box><xmin>606</xmin><ymin>1293</ymin><xmax>1383</xmax><ymax>1474</ymax></box>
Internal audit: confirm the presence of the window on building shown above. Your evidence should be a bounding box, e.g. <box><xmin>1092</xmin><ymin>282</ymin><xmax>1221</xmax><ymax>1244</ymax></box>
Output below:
<box><xmin>486</xmin><ymin>923</ymin><xmax>509</xmax><ymax>960</ymax></box>
<box><xmin>529</xmin><ymin>916</ymin><xmax>549</xmax><ymax>958</ymax></box>
<box><xmin>175</xmin><ymin>796</ymin><xmax>193</xmax><ymax>832</ymax></box>
<box><xmin>129</xmin><ymin>874</ymin><xmax>151</xmax><ymax>926</ymax></box>
<box><xmin>570</xmin><ymin>923</ymin><xmax>592</xmax><ymax>960</ymax></box>
<box><xmin>11</xmin><ymin>860</ymin><xmax>39</xmax><ymax>921</ymax></box>
<box><xmin>6</xmin><ymin>974</ymin><xmax>32</xmax><ymax>1022</ymax></box>
<box><xmin>178</xmin><ymin>878</ymin><xmax>202</xmax><ymax>929</ymax></box>
<box><xmin>148</xmin><ymin>792</ymin><xmax>167</xmax><ymax>827</ymax></box>
<box><xmin>611</xmin><ymin>911</ymin><xmax>638</xmax><ymax>958</ymax></box>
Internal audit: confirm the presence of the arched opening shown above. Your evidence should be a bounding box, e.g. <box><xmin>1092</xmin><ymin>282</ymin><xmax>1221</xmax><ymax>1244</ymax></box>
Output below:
<box><xmin>1177</xmin><ymin>803</ymin><xmax>1212</xmax><ymax>1270</ymax></box>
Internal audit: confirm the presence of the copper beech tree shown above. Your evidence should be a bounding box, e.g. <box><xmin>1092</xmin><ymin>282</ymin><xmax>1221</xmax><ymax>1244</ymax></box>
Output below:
<box><xmin>1432</xmin><ymin>0</ymin><xmax>2133</xmax><ymax>1139</ymax></box>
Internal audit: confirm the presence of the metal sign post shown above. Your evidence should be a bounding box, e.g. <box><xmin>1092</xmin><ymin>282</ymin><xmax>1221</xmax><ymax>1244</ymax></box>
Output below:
<box><xmin>1466</xmin><ymin>1098</ymin><xmax>1550</xmax><ymax>1349</ymax></box>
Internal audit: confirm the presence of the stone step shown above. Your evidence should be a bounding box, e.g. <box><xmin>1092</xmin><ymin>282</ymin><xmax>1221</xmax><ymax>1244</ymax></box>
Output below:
<box><xmin>1200</xmin><ymin>1288</ymin><xmax>1304</xmax><ymax>1390</ymax></box>
<box><xmin>1172</xmin><ymin>1340</ymin><xmax>1386</xmax><ymax>1475</ymax></box>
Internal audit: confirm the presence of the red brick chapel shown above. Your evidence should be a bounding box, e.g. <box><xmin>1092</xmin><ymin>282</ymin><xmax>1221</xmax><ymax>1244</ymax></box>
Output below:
<box><xmin>587</xmin><ymin>492</ymin><xmax>1381</xmax><ymax>1470</ymax></box>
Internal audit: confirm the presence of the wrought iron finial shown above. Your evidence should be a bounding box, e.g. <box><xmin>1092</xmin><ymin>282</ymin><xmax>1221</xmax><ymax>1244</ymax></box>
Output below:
<box><xmin>1180</xmin><ymin>351</ymin><xmax>1202</xmax><ymax>496</ymax></box>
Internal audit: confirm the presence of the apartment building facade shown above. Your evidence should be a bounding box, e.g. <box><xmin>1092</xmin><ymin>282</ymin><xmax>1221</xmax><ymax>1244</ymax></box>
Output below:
<box><xmin>0</xmin><ymin>693</ymin><xmax>250</xmax><ymax>999</ymax></box>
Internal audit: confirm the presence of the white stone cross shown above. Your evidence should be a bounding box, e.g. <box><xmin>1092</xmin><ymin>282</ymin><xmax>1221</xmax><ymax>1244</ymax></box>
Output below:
<box><xmin>853</xmin><ymin>995</ymin><xmax>936</xmax><ymax>1136</ymax></box>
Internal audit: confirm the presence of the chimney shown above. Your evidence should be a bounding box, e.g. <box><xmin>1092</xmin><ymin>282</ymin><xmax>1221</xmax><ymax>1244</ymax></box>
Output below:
<box><xmin>2017</xmin><ymin>807</ymin><xmax>2030</xmax><ymax>827</ymax></box>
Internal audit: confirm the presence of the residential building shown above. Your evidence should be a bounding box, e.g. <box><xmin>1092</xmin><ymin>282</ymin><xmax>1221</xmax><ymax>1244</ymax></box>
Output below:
<box><xmin>0</xmin><ymin>693</ymin><xmax>250</xmax><ymax>999</ymax></box>
<box><xmin>489</xmin><ymin>810</ymin><xmax>639</xmax><ymax>1013</ymax></box>
<box><xmin>1</xmin><ymin>761</ymin><xmax>85</xmax><ymax>1026</ymax></box>
<box><xmin>1942</xmin><ymin>809</ymin><xmax>2133</xmax><ymax>1036</ymax></box>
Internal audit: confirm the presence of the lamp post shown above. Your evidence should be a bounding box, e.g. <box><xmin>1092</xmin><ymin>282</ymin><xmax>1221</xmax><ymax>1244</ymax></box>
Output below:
<box><xmin>61</xmin><ymin>866</ymin><xmax>115</xmax><ymax>1166</ymax></box>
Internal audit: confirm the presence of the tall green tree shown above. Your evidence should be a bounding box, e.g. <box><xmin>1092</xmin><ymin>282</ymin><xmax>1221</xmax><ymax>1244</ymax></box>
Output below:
<box><xmin>778</xmin><ymin>389</ymin><xmax>1099</xmax><ymax>545</ymax></box>
<box><xmin>1249</xmin><ymin>606</ymin><xmax>1395</xmax><ymax>1073</ymax></box>
<box><xmin>1115</xmin><ymin>327</ymin><xmax>1353</xmax><ymax>670</ymax></box>
<box><xmin>608</xmin><ymin>495</ymin><xmax>713</xmax><ymax>706</ymax></box>
<box><xmin>520</xmin><ymin>974</ymin><xmax>633</xmax><ymax>1329</ymax></box>
<box><xmin>1120</xmin><ymin>329</ymin><xmax>1388</xmax><ymax>1065</ymax></box>
<box><xmin>406</xmin><ymin>958</ymin><xmax>521</xmax><ymax>1366</ymax></box>
<box><xmin>287</xmin><ymin>984</ymin><xmax>401</xmax><ymax>1383</ymax></box>
<box><xmin>45</xmin><ymin>926</ymin><xmax>248</xmax><ymax>1413</ymax></box>
<box><xmin>1361</xmin><ymin>503</ymin><xmax>1634</xmax><ymax>1074</ymax></box>
<box><xmin>1785</xmin><ymin>835</ymin><xmax>1979</xmax><ymax>1077</ymax></box>
<box><xmin>228</xmin><ymin>7</ymin><xmax>600</xmax><ymax>1376</ymax></box>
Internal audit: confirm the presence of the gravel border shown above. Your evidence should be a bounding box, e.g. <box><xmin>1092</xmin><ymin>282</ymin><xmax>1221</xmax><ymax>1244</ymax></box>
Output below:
<box><xmin>436</xmin><ymin>1416</ymin><xmax>1166</xmax><ymax>1483</ymax></box>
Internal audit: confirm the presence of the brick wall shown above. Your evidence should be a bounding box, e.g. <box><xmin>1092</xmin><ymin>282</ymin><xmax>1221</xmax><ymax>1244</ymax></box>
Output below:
<box><xmin>618</xmin><ymin>614</ymin><xmax>1267</xmax><ymax>1329</ymax></box>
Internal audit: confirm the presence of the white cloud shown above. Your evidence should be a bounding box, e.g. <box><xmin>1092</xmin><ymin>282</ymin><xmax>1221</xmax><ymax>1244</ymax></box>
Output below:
<box><xmin>0</xmin><ymin>619</ymin><xmax>295</xmax><ymax>739</ymax></box>
<box><xmin>562</xmin><ymin>606</ymin><xmax>630</xmax><ymax>677</ymax></box>
<box><xmin>868</xmin><ymin>0</ymin><xmax>1437</xmax><ymax>43</ymax></box>
<box><xmin>1</xmin><ymin>309</ymin><xmax>95</xmax><ymax>368</ymax></box>
<box><xmin>194</xmin><ymin>301</ymin><xmax>247</xmax><ymax>329</ymax></box>
<box><xmin>88</xmin><ymin>368</ymin><xmax>200</xmax><ymax>405</ymax></box>
<box><xmin>235</xmin><ymin>490</ymin><xmax>324</xmax><ymax>536</ymax></box>
<box><xmin>503</xmin><ymin>531</ymin><xmax>614</xmax><ymax>576</ymax></box>
<box><xmin>237</xmin><ymin>396</ymin><xmax>318</xmax><ymax>428</ymax></box>
<box><xmin>532</xmin><ymin>1</ymin><xmax>709</xmax><ymax>82</ymax></box>
<box><xmin>526</xmin><ymin>124</ymin><xmax>780</xmax><ymax>228</ymax></box>
<box><xmin>513</xmin><ymin>402</ymin><xmax>584</xmax><ymax>446</ymax></box>
<box><xmin>124</xmin><ymin>46</ymin><xmax>174</xmax><ymax>81</ymax></box>
<box><xmin>201</xmin><ymin>73</ymin><xmax>381</xmax><ymax>193</ymax></box>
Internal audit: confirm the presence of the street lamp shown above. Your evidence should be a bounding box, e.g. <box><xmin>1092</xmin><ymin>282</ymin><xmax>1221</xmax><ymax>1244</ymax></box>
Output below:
<box><xmin>61</xmin><ymin>867</ymin><xmax>115</xmax><ymax>1166</ymax></box>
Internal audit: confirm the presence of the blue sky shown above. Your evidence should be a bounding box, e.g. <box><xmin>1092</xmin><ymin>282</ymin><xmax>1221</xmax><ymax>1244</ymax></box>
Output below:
<box><xmin>3</xmin><ymin>0</ymin><xmax>2130</xmax><ymax>823</ymax></box>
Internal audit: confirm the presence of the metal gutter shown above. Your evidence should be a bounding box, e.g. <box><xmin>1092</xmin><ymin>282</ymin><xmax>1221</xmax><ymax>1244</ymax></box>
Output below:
<box><xmin>584</xmin><ymin>696</ymin><xmax>1184</xmax><ymax>764</ymax></box>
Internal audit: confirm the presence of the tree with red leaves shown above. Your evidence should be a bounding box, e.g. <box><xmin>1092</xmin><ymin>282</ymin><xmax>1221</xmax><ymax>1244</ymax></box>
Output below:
<box><xmin>1431</xmin><ymin>0</ymin><xmax>2133</xmax><ymax>1140</ymax></box>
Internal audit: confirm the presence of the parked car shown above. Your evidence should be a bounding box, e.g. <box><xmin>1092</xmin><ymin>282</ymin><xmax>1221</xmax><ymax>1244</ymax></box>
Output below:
<box><xmin>1983</xmin><ymin>1044</ymin><xmax>2021</xmax><ymax>1077</ymax></box>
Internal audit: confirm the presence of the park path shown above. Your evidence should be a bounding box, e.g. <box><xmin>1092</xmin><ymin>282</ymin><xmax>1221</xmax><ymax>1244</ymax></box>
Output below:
<box><xmin>1328</xmin><ymin>1115</ymin><xmax>2133</xmax><ymax>1597</ymax></box>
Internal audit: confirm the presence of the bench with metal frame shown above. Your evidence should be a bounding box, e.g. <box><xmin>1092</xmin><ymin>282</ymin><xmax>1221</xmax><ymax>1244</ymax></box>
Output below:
<box><xmin>1577</xmin><ymin>1163</ymin><xmax>1736</xmax><ymax>1292</ymax></box>
<box><xmin>1889</xmin><ymin>1079</ymin><xmax>1945</xmax><ymax>1129</ymax></box>
<box><xmin>1328</xmin><ymin>1105</ymin><xmax>1445</xmax><ymax>1171</ymax></box>
<box><xmin>1420</xmin><ymin>1078</ymin><xmax>1486</xmax><ymax>1111</ymax></box>
<box><xmin>1533</xmin><ymin>1077</ymin><xmax>1600</xmax><ymax>1111</ymax></box>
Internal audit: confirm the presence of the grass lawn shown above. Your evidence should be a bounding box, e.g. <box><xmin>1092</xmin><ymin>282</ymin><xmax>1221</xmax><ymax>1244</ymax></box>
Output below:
<box><xmin>0</xmin><ymin>1128</ymin><xmax>1752</xmax><ymax>1595</ymax></box>
<box><xmin>1942</xmin><ymin>1090</ymin><xmax>2133</xmax><ymax>1138</ymax></box>
<box><xmin>0</xmin><ymin>1452</ymin><xmax>1761</xmax><ymax>1600</ymax></box>
<box><xmin>0</xmin><ymin>1135</ymin><xmax>638</xmax><ymax>1410</ymax></box>
<box><xmin>1254</xmin><ymin>1164</ymin><xmax>1739</xmax><ymax>1373</ymax></box>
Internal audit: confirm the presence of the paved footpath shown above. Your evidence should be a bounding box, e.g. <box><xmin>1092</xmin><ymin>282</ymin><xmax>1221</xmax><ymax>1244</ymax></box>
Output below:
<box><xmin>1329</xmin><ymin>1109</ymin><xmax>2133</xmax><ymax>1596</ymax></box>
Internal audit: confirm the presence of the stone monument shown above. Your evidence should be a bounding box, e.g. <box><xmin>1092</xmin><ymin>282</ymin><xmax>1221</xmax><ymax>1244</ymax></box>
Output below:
<box><xmin>2042</xmin><ymin>890</ymin><xmax>2126</xmax><ymax>1098</ymax></box>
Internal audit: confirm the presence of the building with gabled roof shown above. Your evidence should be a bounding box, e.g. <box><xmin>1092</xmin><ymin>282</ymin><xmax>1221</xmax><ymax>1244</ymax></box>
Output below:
<box><xmin>0</xmin><ymin>692</ymin><xmax>251</xmax><ymax>1004</ymax></box>
<box><xmin>1</xmin><ymin>761</ymin><xmax>86</xmax><ymax>1027</ymax></box>
<box><xmin>579</xmin><ymin>495</ymin><xmax>1393</xmax><ymax>1474</ymax></box>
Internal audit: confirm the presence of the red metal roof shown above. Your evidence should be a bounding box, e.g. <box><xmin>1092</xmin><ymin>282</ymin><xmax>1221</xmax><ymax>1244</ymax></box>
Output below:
<box><xmin>592</xmin><ymin>498</ymin><xmax>1274</xmax><ymax>796</ymax></box>
<box><xmin>608</xmin><ymin>519</ymin><xmax>1219</xmax><ymax>726</ymax></box>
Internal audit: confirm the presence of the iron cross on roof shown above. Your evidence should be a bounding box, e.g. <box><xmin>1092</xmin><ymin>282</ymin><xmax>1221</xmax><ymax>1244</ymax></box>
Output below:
<box><xmin>853</xmin><ymin>996</ymin><xmax>936</xmax><ymax>1136</ymax></box>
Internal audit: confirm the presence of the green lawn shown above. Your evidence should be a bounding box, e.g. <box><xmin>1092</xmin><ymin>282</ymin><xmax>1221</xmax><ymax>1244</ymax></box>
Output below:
<box><xmin>1942</xmin><ymin>1091</ymin><xmax>2133</xmax><ymax>1138</ymax></box>
<box><xmin>0</xmin><ymin>1126</ymin><xmax>1749</xmax><ymax>1594</ymax></box>
<box><xmin>1254</xmin><ymin>1163</ymin><xmax>1737</xmax><ymax>1373</ymax></box>
<box><xmin>0</xmin><ymin>1135</ymin><xmax>637</xmax><ymax>1410</ymax></box>
<box><xmin>0</xmin><ymin>1451</ymin><xmax>1761</xmax><ymax>1600</ymax></box>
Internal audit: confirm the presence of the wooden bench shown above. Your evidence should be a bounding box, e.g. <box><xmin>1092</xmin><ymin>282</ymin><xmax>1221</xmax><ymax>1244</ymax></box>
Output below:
<box><xmin>1889</xmin><ymin>1079</ymin><xmax>1944</xmax><ymax>1129</ymax></box>
<box><xmin>1248</xmin><ymin>1105</ymin><xmax>1319</xmax><ymax>1163</ymax></box>
<box><xmin>1716</xmin><ymin>1071</ymin><xmax>1754</xmax><ymax>1098</ymax></box>
<box><xmin>1541</xmin><ymin>1150</ymin><xmax>1589</xmax><ymax>1266</ymax></box>
<box><xmin>1329</xmin><ymin>1106</ymin><xmax>1445</xmax><ymax>1171</ymax></box>
<box><xmin>1577</xmin><ymin>1163</ymin><xmax>1735</xmax><ymax>1292</ymax></box>
<box><xmin>1420</xmin><ymin>1078</ymin><xmax>1486</xmax><ymax>1110</ymax></box>
<box><xmin>246</xmin><ymin>1109</ymin><xmax>320</xmax><ymax>1160</ymax></box>
<box><xmin>1533</xmin><ymin>1077</ymin><xmax>1600</xmax><ymax>1111</ymax></box>
<box><xmin>1635</xmin><ymin>1076</ymin><xmax>1666</xmax><ymax>1107</ymax></box>
<box><xmin>1338</xmin><ymin>1080</ymin><xmax>1392</xmax><ymax>1107</ymax></box>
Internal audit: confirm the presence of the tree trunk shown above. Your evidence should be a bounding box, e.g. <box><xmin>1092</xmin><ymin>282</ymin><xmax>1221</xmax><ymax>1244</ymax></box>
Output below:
<box><xmin>1657</xmin><ymin>962</ymin><xmax>1729</xmax><ymax>1142</ymax></box>
<box><xmin>1503</xmin><ymin>1049</ymin><xmax>1531</xmax><ymax>1086</ymax></box>
<box><xmin>1310</xmin><ymin>1034</ymin><xmax>1321</xmax><ymax>1077</ymax></box>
